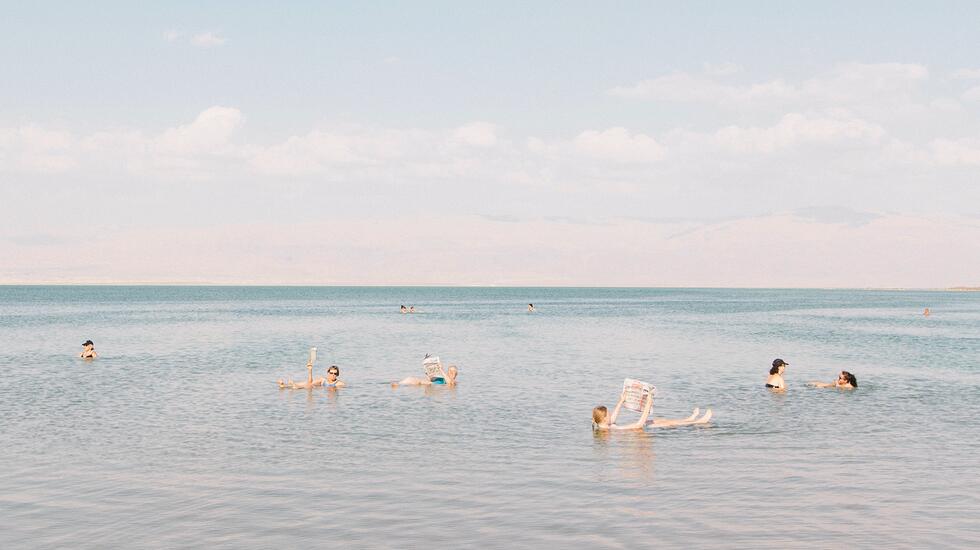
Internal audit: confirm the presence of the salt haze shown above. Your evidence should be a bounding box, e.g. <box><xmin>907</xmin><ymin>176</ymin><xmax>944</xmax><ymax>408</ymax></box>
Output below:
<box><xmin>2</xmin><ymin>3</ymin><xmax>979</xmax><ymax>287</ymax></box>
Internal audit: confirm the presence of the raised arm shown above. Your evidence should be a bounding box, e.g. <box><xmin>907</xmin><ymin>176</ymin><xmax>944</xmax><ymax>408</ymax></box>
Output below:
<box><xmin>609</xmin><ymin>393</ymin><xmax>626</xmax><ymax>424</ymax></box>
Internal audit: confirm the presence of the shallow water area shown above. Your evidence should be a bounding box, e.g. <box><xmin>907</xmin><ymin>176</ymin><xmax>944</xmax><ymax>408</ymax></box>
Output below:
<box><xmin>1</xmin><ymin>286</ymin><xmax>978</xmax><ymax>548</ymax></box>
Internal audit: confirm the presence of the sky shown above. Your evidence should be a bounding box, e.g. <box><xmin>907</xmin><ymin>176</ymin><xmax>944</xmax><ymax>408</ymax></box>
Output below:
<box><xmin>2</xmin><ymin>1</ymin><xmax>979</xmax><ymax>287</ymax></box>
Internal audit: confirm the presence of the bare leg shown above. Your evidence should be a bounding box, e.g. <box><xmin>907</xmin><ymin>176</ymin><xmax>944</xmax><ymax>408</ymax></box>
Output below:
<box><xmin>648</xmin><ymin>409</ymin><xmax>712</xmax><ymax>428</ymax></box>
<box><xmin>392</xmin><ymin>377</ymin><xmax>431</xmax><ymax>387</ymax></box>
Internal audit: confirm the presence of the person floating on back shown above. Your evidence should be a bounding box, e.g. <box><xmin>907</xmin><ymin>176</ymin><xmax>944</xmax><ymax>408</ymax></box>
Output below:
<box><xmin>392</xmin><ymin>355</ymin><xmax>458</xmax><ymax>387</ymax></box>
<box><xmin>278</xmin><ymin>363</ymin><xmax>346</xmax><ymax>389</ymax></box>
<box><xmin>592</xmin><ymin>383</ymin><xmax>711</xmax><ymax>431</ymax></box>
<box><xmin>809</xmin><ymin>371</ymin><xmax>857</xmax><ymax>389</ymax></box>
<box><xmin>79</xmin><ymin>340</ymin><xmax>97</xmax><ymax>359</ymax></box>
<box><xmin>766</xmin><ymin>358</ymin><xmax>788</xmax><ymax>390</ymax></box>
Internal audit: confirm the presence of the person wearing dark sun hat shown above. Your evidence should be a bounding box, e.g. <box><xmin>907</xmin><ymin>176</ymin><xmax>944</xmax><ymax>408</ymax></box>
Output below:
<box><xmin>765</xmin><ymin>358</ymin><xmax>788</xmax><ymax>390</ymax></box>
<box><xmin>79</xmin><ymin>340</ymin><xmax>97</xmax><ymax>359</ymax></box>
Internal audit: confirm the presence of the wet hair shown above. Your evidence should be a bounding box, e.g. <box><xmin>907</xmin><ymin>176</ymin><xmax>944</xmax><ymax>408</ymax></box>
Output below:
<box><xmin>592</xmin><ymin>406</ymin><xmax>608</xmax><ymax>425</ymax></box>
<box><xmin>327</xmin><ymin>366</ymin><xmax>340</xmax><ymax>376</ymax></box>
<box><xmin>769</xmin><ymin>365</ymin><xmax>782</xmax><ymax>375</ymax></box>
<box><xmin>841</xmin><ymin>371</ymin><xmax>857</xmax><ymax>387</ymax></box>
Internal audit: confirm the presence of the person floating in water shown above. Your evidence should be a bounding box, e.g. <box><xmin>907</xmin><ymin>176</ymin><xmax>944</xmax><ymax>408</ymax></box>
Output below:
<box><xmin>528</xmin><ymin>303</ymin><xmax>535</xmax><ymax>312</ymax></box>
<box><xmin>400</xmin><ymin>305</ymin><xmax>408</xmax><ymax>314</ymax></box>
<box><xmin>79</xmin><ymin>340</ymin><xmax>97</xmax><ymax>359</ymax></box>
<box><xmin>592</xmin><ymin>388</ymin><xmax>711</xmax><ymax>430</ymax></box>
<box><xmin>409</xmin><ymin>306</ymin><xmax>415</xmax><ymax>313</ymax></box>
<box><xmin>809</xmin><ymin>371</ymin><xmax>857</xmax><ymax>389</ymax></box>
<box><xmin>279</xmin><ymin>363</ymin><xmax>345</xmax><ymax>389</ymax></box>
<box><xmin>766</xmin><ymin>358</ymin><xmax>788</xmax><ymax>390</ymax></box>
<box><xmin>923</xmin><ymin>307</ymin><xmax>931</xmax><ymax>316</ymax></box>
<box><xmin>392</xmin><ymin>365</ymin><xmax>458</xmax><ymax>387</ymax></box>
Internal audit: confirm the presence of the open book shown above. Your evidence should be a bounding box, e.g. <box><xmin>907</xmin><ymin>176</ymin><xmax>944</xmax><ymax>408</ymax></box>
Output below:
<box><xmin>423</xmin><ymin>355</ymin><xmax>446</xmax><ymax>380</ymax></box>
<box><xmin>622</xmin><ymin>378</ymin><xmax>656</xmax><ymax>412</ymax></box>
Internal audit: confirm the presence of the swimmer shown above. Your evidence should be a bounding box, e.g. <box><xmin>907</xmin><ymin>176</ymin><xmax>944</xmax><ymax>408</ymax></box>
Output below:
<box><xmin>278</xmin><ymin>363</ymin><xmax>345</xmax><ymax>389</ymax></box>
<box><xmin>592</xmin><ymin>388</ymin><xmax>712</xmax><ymax>430</ymax></box>
<box><xmin>392</xmin><ymin>365</ymin><xmax>458</xmax><ymax>387</ymax></box>
<box><xmin>765</xmin><ymin>358</ymin><xmax>788</xmax><ymax>390</ymax></box>
<box><xmin>320</xmin><ymin>365</ymin><xmax>346</xmax><ymax>388</ymax></box>
<box><xmin>923</xmin><ymin>307</ymin><xmax>931</xmax><ymax>316</ymax></box>
<box><xmin>809</xmin><ymin>370</ymin><xmax>857</xmax><ymax>389</ymax></box>
<box><xmin>409</xmin><ymin>306</ymin><xmax>415</xmax><ymax>313</ymax></box>
<box><xmin>528</xmin><ymin>303</ymin><xmax>535</xmax><ymax>312</ymax></box>
<box><xmin>400</xmin><ymin>305</ymin><xmax>408</xmax><ymax>314</ymax></box>
<box><xmin>79</xmin><ymin>340</ymin><xmax>97</xmax><ymax>359</ymax></box>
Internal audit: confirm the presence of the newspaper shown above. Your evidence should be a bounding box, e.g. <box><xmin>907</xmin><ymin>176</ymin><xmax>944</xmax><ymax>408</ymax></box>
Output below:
<box><xmin>309</xmin><ymin>347</ymin><xmax>317</xmax><ymax>365</ymax></box>
<box><xmin>423</xmin><ymin>355</ymin><xmax>446</xmax><ymax>380</ymax></box>
<box><xmin>622</xmin><ymin>378</ymin><xmax>656</xmax><ymax>412</ymax></box>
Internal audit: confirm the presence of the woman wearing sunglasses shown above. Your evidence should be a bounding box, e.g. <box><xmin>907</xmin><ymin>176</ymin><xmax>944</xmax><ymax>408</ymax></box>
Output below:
<box><xmin>592</xmin><ymin>388</ymin><xmax>712</xmax><ymax>431</ymax></box>
<box><xmin>809</xmin><ymin>371</ymin><xmax>857</xmax><ymax>389</ymax></box>
<box><xmin>278</xmin><ymin>364</ymin><xmax>346</xmax><ymax>389</ymax></box>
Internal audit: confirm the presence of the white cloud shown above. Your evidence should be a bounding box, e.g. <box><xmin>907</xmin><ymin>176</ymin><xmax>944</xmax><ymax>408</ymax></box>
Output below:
<box><xmin>952</xmin><ymin>68</ymin><xmax>980</xmax><ymax>80</ymax></box>
<box><xmin>930</xmin><ymin>138</ymin><xmax>980</xmax><ymax>166</ymax></box>
<box><xmin>454</xmin><ymin>122</ymin><xmax>498</xmax><ymax>147</ymax></box>
<box><xmin>573</xmin><ymin>127</ymin><xmax>665</xmax><ymax>163</ymax></box>
<box><xmin>190</xmin><ymin>31</ymin><xmax>227</xmax><ymax>47</ymax></box>
<box><xmin>608</xmin><ymin>62</ymin><xmax>928</xmax><ymax>105</ymax></box>
<box><xmin>712</xmin><ymin>113</ymin><xmax>886</xmax><ymax>154</ymax></box>
<box><xmin>156</xmin><ymin>106</ymin><xmax>243</xmax><ymax>155</ymax></box>
<box><xmin>961</xmin><ymin>86</ymin><xmax>980</xmax><ymax>101</ymax></box>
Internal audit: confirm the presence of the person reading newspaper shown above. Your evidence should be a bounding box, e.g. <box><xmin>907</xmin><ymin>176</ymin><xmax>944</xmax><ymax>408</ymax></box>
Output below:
<box><xmin>592</xmin><ymin>379</ymin><xmax>712</xmax><ymax>430</ymax></box>
<box><xmin>392</xmin><ymin>355</ymin><xmax>458</xmax><ymax>387</ymax></box>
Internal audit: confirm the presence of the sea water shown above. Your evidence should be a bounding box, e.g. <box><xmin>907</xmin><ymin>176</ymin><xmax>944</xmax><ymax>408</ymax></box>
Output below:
<box><xmin>0</xmin><ymin>287</ymin><xmax>977</xmax><ymax>548</ymax></box>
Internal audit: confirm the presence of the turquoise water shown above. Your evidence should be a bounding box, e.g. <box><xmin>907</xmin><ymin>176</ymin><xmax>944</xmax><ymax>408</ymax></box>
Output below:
<box><xmin>0</xmin><ymin>286</ymin><xmax>978</xmax><ymax>548</ymax></box>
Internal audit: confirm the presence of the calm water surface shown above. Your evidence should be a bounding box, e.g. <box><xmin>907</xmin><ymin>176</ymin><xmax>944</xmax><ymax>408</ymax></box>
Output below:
<box><xmin>0</xmin><ymin>287</ymin><xmax>978</xmax><ymax>548</ymax></box>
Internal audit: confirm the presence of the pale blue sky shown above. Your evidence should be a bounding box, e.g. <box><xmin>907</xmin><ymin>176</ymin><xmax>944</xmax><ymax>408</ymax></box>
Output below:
<box><xmin>2</xmin><ymin>2</ymin><xmax>979</xmax><ymax>285</ymax></box>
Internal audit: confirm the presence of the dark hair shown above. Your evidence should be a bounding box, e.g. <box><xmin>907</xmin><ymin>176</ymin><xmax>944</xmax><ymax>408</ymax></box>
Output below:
<box><xmin>327</xmin><ymin>365</ymin><xmax>340</xmax><ymax>375</ymax></box>
<box><xmin>769</xmin><ymin>365</ymin><xmax>782</xmax><ymax>375</ymax></box>
<box><xmin>842</xmin><ymin>371</ymin><xmax>857</xmax><ymax>387</ymax></box>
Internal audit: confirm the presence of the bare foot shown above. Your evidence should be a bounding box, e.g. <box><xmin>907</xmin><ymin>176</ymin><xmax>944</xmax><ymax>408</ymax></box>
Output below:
<box><xmin>686</xmin><ymin>408</ymin><xmax>700</xmax><ymax>421</ymax></box>
<box><xmin>696</xmin><ymin>409</ymin><xmax>713</xmax><ymax>424</ymax></box>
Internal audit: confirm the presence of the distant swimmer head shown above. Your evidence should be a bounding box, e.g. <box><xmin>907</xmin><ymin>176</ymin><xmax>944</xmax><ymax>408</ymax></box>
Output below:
<box><xmin>82</xmin><ymin>340</ymin><xmax>94</xmax><ymax>348</ymax></box>
<box><xmin>839</xmin><ymin>371</ymin><xmax>857</xmax><ymax>387</ymax></box>
<box><xmin>592</xmin><ymin>406</ymin><xmax>608</xmax><ymax>426</ymax></box>
<box><xmin>326</xmin><ymin>366</ymin><xmax>340</xmax><ymax>379</ymax></box>
<box><xmin>447</xmin><ymin>365</ymin><xmax>458</xmax><ymax>381</ymax></box>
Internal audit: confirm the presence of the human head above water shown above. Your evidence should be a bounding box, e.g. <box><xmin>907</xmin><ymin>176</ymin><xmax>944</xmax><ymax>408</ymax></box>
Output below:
<box><xmin>326</xmin><ymin>365</ymin><xmax>340</xmax><ymax>378</ymax></box>
<box><xmin>592</xmin><ymin>405</ymin><xmax>608</xmax><ymax>425</ymax></box>
<box><xmin>82</xmin><ymin>340</ymin><xmax>94</xmax><ymax>348</ymax></box>
<box><xmin>839</xmin><ymin>371</ymin><xmax>857</xmax><ymax>387</ymax></box>
<box><xmin>770</xmin><ymin>358</ymin><xmax>788</xmax><ymax>375</ymax></box>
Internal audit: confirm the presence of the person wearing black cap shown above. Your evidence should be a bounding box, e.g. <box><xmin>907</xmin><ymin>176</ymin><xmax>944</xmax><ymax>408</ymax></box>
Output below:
<box><xmin>79</xmin><ymin>340</ymin><xmax>97</xmax><ymax>359</ymax></box>
<box><xmin>765</xmin><ymin>358</ymin><xmax>787</xmax><ymax>390</ymax></box>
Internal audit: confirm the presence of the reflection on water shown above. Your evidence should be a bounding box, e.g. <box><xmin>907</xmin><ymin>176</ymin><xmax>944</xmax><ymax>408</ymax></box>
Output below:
<box><xmin>0</xmin><ymin>286</ymin><xmax>979</xmax><ymax>549</ymax></box>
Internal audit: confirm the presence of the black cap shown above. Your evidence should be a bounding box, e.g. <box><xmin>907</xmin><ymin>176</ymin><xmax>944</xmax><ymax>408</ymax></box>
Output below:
<box><xmin>82</xmin><ymin>340</ymin><xmax>94</xmax><ymax>346</ymax></box>
<box><xmin>772</xmin><ymin>358</ymin><xmax>788</xmax><ymax>368</ymax></box>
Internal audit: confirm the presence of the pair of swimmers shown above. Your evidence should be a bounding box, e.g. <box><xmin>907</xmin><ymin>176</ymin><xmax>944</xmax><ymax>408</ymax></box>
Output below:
<box><xmin>765</xmin><ymin>358</ymin><xmax>857</xmax><ymax>390</ymax></box>
<box><xmin>277</xmin><ymin>361</ymin><xmax>458</xmax><ymax>389</ymax></box>
<box><xmin>399</xmin><ymin>305</ymin><xmax>416</xmax><ymax>314</ymax></box>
